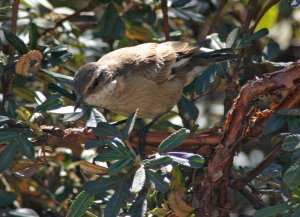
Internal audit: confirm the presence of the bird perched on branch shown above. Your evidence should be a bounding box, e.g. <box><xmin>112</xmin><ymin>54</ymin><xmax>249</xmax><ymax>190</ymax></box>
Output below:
<box><xmin>73</xmin><ymin>41</ymin><xmax>236</xmax><ymax>118</ymax></box>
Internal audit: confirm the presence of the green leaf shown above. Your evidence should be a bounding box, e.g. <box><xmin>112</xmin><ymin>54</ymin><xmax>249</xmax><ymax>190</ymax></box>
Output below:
<box><xmin>178</xmin><ymin>95</ymin><xmax>199</xmax><ymax>121</ymax></box>
<box><xmin>35</xmin><ymin>93</ymin><xmax>63</xmax><ymax>112</ymax></box>
<box><xmin>283</xmin><ymin>160</ymin><xmax>300</xmax><ymax>189</ymax></box>
<box><xmin>194</xmin><ymin>64</ymin><xmax>218</xmax><ymax>94</ymax></box>
<box><xmin>143</xmin><ymin>155</ymin><xmax>173</xmax><ymax>169</ymax></box>
<box><xmin>108</xmin><ymin>158</ymin><xmax>133</xmax><ymax>175</ymax></box>
<box><xmin>130</xmin><ymin>166</ymin><xmax>146</xmax><ymax>193</ymax></box>
<box><xmin>238</xmin><ymin>28</ymin><xmax>269</xmax><ymax>49</ymax></box>
<box><xmin>0</xmin><ymin>192</ymin><xmax>17</xmax><ymax>206</ymax></box>
<box><xmin>94</xmin><ymin>150</ymin><xmax>126</xmax><ymax>162</ymax></box>
<box><xmin>0</xmin><ymin>143</ymin><xmax>17</xmax><ymax>173</ymax></box>
<box><xmin>3</xmin><ymin>29</ymin><xmax>28</xmax><ymax>54</ymax></box>
<box><xmin>282</xmin><ymin>134</ymin><xmax>300</xmax><ymax>151</ymax></box>
<box><xmin>40</xmin><ymin>69</ymin><xmax>74</xmax><ymax>85</ymax></box>
<box><xmin>66</xmin><ymin>191</ymin><xmax>94</xmax><ymax>217</ymax></box>
<box><xmin>146</xmin><ymin>170</ymin><xmax>170</xmax><ymax>193</ymax></box>
<box><xmin>168</xmin><ymin>152</ymin><xmax>205</xmax><ymax>168</ymax></box>
<box><xmin>29</xmin><ymin>23</ymin><xmax>38</xmax><ymax>50</ymax></box>
<box><xmin>0</xmin><ymin>131</ymin><xmax>19</xmax><ymax>142</ymax></box>
<box><xmin>18</xmin><ymin>136</ymin><xmax>35</xmax><ymax>159</ymax></box>
<box><xmin>128</xmin><ymin>188</ymin><xmax>147</xmax><ymax>217</ymax></box>
<box><xmin>157</xmin><ymin>128</ymin><xmax>190</xmax><ymax>153</ymax></box>
<box><xmin>83</xmin><ymin>176</ymin><xmax>121</xmax><ymax>194</ymax></box>
<box><xmin>226</xmin><ymin>27</ymin><xmax>240</xmax><ymax>48</ymax></box>
<box><xmin>288</xmin><ymin>117</ymin><xmax>300</xmax><ymax>134</ymax></box>
<box><xmin>253</xmin><ymin>203</ymin><xmax>291</xmax><ymax>217</ymax></box>
<box><xmin>263</xmin><ymin>42</ymin><xmax>280</xmax><ymax>61</ymax></box>
<box><xmin>93</xmin><ymin>122</ymin><xmax>123</xmax><ymax>138</ymax></box>
<box><xmin>84</xmin><ymin>140</ymin><xmax>110</xmax><ymax>149</ymax></box>
<box><xmin>0</xmin><ymin>116</ymin><xmax>10</xmax><ymax>126</ymax></box>
<box><xmin>48</xmin><ymin>83</ymin><xmax>75</xmax><ymax>101</ymax></box>
<box><xmin>104</xmin><ymin>177</ymin><xmax>131</xmax><ymax>217</ymax></box>
<box><xmin>123</xmin><ymin>110</ymin><xmax>138</xmax><ymax>139</ymax></box>
<box><xmin>263</xmin><ymin>113</ymin><xmax>286</xmax><ymax>134</ymax></box>
<box><xmin>100</xmin><ymin>3</ymin><xmax>125</xmax><ymax>39</ymax></box>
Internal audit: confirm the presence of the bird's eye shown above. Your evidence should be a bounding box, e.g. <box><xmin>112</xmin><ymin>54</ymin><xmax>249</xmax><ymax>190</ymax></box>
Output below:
<box><xmin>92</xmin><ymin>78</ymin><xmax>99</xmax><ymax>88</ymax></box>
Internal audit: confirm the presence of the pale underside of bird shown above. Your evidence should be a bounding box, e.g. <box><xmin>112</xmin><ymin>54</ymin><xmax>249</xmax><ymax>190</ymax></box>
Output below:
<box><xmin>73</xmin><ymin>41</ymin><xmax>234</xmax><ymax>118</ymax></box>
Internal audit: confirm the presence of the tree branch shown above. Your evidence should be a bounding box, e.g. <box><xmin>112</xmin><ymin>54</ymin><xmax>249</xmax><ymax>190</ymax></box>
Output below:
<box><xmin>161</xmin><ymin>0</ymin><xmax>170</xmax><ymax>41</ymax></box>
<box><xmin>195</xmin><ymin>63</ymin><xmax>300</xmax><ymax>217</ymax></box>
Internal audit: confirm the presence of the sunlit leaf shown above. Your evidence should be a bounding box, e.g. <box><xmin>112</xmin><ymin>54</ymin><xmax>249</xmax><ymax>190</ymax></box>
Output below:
<box><xmin>123</xmin><ymin>110</ymin><xmax>138</xmax><ymax>139</ymax></box>
<box><xmin>107</xmin><ymin>158</ymin><xmax>133</xmax><ymax>175</ymax></box>
<box><xmin>158</xmin><ymin>128</ymin><xmax>190</xmax><ymax>153</ymax></box>
<box><xmin>130</xmin><ymin>166</ymin><xmax>146</xmax><ymax>193</ymax></box>
<box><xmin>143</xmin><ymin>155</ymin><xmax>173</xmax><ymax>169</ymax></box>
<box><xmin>35</xmin><ymin>93</ymin><xmax>63</xmax><ymax>112</ymax></box>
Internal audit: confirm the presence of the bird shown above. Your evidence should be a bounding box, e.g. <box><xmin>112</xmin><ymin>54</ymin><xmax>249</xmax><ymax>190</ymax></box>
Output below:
<box><xmin>73</xmin><ymin>41</ymin><xmax>236</xmax><ymax>119</ymax></box>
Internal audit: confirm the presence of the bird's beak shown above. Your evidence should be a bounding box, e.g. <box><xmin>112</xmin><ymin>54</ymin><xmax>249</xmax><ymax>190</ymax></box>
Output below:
<box><xmin>74</xmin><ymin>95</ymin><xmax>82</xmax><ymax>112</ymax></box>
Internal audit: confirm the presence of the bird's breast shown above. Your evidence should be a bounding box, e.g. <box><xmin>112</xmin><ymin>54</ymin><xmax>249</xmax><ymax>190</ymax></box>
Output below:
<box><xmin>84</xmin><ymin>74</ymin><xmax>183</xmax><ymax>118</ymax></box>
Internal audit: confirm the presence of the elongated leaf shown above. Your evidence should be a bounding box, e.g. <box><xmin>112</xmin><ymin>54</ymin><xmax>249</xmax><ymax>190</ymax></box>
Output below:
<box><xmin>146</xmin><ymin>170</ymin><xmax>170</xmax><ymax>193</ymax></box>
<box><xmin>0</xmin><ymin>116</ymin><xmax>10</xmax><ymax>126</ymax></box>
<box><xmin>143</xmin><ymin>155</ymin><xmax>173</xmax><ymax>169</ymax></box>
<box><xmin>29</xmin><ymin>23</ymin><xmax>38</xmax><ymax>50</ymax></box>
<box><xmin>282</xmin><ymin>134</ymin><xmax>300</xmax><ymax>151</ymax></box>
<box><xmin>0</xmin><ymin>192</ymin><xmax>17</xmax><ymax>206</ymax></box>
<box><xmin>108</xmin><ymin>158</ymin><xmax>133</xmax><ymax>175</ymax></box>
<box><xmin>263</xmin><ymin>113</ymin><xmax>286</xmax><ymax>134</ymax></box>
<box><xmin>238</xmin><ymin>28</ymin><xmax>269</xmax><ymax>49</ymax></box>
<box><xmin>18</xmin><ymin>136</ymin><xmax>34</xmax><ymax>159</ymax></box>
<box><xmin>106</xmin><ymin>138</ymin><xmax>136</xmax><ymax>160</ymax></box>
<box><xmin>94</xmin><ymin>151</ymin><xmax>125</xmax><ymax>162</ymax></box>
<box><xmin>83</xmin><ymin>176</ymin><xmax>121</xmax><ymax>194</ymax></box>
<box><xmin>128</xmin><ymin>188</ymin><xmax>148</xmax><ymax>217</ymax></box>
<box><xmin>130</xmin><ymin>166</ymin><xmax>146</xmax><ymax>193</ymax></box>
<box><xmin>41</xmin><ymin>69</ymin><xmax>74</xmax><ymax>85</ymax></box>
<box><xmin>35</xmin><ymin>93</ymin><xmax>63</xmax><ymax>112</ymax></box>
<box><xmin>168</xmin><ymin>152</ymin><xmax>204</xmax><ymax>168</ymax></box>
<box><xmin>104</xmin><ymin>177</ymin><xmax>131</xmax><ymax>217</ymax></box>
<box><xmin>48</xmin><ymin>83</ymin><xmax>75</xmax><ymax>100</ymax></box>
<box><xmin>93</xmin><ymin>122</ymin><xmax>123</xmax><ymax>138</ymax></box>
<box><xmin>226</xmin><ymin>27</ymin><xmax>240</xmax><ymax>48</ymax></box>
<box><xmin>0</xmin><ymin>143</ymin><xmax>17</xmax><ymax>173</ymax></box>
<box><xmin>66</xmin><ymin>191</ymin><xmax>94</xmax><ymax>217</ymax></box>
<box><xmin>253</xmin><ymin>203</ymin><xmax>291</xmax><ymax>217</ymax></box>
<box><xmin>123</xmin><ymin>110</ymin><xmax>138</xmax><ymax>139</ymax></box>
<box><xmin>194</xmin><ymin>64</ymin><xmax>218</xmax><ymax>94</ymax></box>
<box><xmin>3</xmin><ymin>29</ymin><xmax>28</xmax><ymax>54</ymax></box>
<box><xmin>157</xmin><ymin>128</ymin><xmax>190</xmax><ymax>153</ymax></box>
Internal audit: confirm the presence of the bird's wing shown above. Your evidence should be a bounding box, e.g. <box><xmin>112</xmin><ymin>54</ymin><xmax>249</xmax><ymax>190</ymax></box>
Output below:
<box><xmin>97</xmin><ymin>42</ymin><xmax>197</xmax><ymax>84</ymax></box>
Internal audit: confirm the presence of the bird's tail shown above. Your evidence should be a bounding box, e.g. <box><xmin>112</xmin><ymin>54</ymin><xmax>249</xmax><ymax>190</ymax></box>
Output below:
<box><xmin>192</xmin><ymin>48</ymin><xmax>238</xmax><ymax>63</ymax></box>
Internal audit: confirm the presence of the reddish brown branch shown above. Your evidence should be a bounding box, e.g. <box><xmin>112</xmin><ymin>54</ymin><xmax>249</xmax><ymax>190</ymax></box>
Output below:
<box><xmin>36</xmin><ymin>126</ymin><xmax>221</xmax><ymax>153</ymax></box>
<box><xmin>161</xmin><ymin>0</ymin><xmax>170</xmax><ymax>41</ymax></box>
<box><xmin>195</xmin><ymin>64</ymin><xmax>300</xmax><ymax>217</ymax></box>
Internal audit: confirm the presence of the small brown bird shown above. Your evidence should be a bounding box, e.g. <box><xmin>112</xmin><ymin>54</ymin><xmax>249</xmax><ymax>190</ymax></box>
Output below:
<box><xmin>73</xmin><ymin>42</ymin><xmax>235</xmax><ymax>118</ymax></box>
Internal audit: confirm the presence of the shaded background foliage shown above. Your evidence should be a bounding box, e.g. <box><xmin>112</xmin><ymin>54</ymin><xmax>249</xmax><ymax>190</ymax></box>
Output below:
<box><xmin>0</xmin><ymin>0</ymin><xmax>300</xmax><ymax>217</ymax></box>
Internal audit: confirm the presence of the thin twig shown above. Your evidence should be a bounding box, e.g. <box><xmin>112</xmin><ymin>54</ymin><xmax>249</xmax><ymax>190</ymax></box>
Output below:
<box><xmin>161</xmin><ymin>0</ymin><xmax>170</xmax><ymax>41</ymax></box>
<box><xmin>233</xmin><ymin>143</ymin><xmax>282</xmax><ymax>190</ymax></box>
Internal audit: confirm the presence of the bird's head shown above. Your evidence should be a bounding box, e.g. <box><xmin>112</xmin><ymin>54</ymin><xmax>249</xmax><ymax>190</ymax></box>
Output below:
<box><xmin>73</xmin><ymin>62</ymin><xmax>100</xmax><ymax>112</ymax></box>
